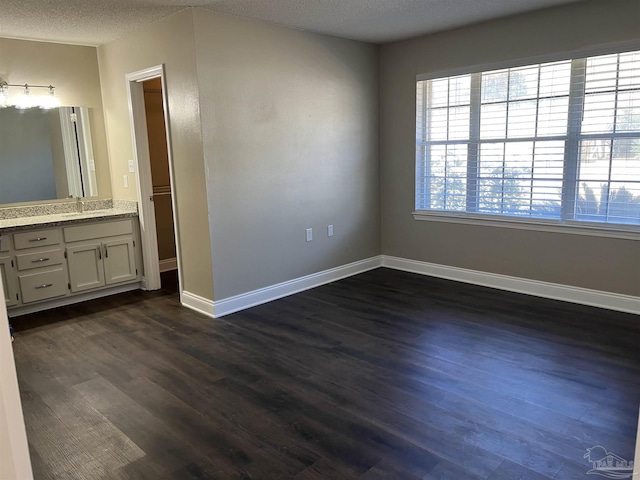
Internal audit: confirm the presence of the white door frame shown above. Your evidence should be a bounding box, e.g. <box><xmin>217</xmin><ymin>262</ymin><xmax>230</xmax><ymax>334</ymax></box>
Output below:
<box><xmin>125</xmin><ymin>65</ymin><xmax>183</xmax><ymax>294</ymax></box>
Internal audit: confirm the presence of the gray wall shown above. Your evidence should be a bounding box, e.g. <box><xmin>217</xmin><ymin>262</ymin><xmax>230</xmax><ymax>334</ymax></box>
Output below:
<box><xmin>193</xmin><ymin>10</ymin><xmax>380</xmax><ymax>300</ymax></box>
<box><xmin>380</xmin><ymin>0</ymin><xmax>640</xmax><ymax>296</ymax></box>
<box><xmin>98</xmin><ymin>9</ymin><xmax>379</xmax><ymax>302</ymax></box>
<box><xmin>98</xmin><ymin>10</ymin><xmax>214</xmax><ymax>300</ymax></box>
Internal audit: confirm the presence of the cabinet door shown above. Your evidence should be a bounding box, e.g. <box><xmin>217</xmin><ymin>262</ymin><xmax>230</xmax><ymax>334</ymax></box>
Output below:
<box><xmin>103</xmin><ymin>238</ymin><xmax>137</xmax><ymax>285</ymax></box>
<box><xmin>0</xmin><ymin>256</ymin><xmax>19</xmax><ymax>307</ymax></box>
<box><xmin>67</xmin><ymin>242</ymin><xmax>105</xmax><ymax>292</ymax></box>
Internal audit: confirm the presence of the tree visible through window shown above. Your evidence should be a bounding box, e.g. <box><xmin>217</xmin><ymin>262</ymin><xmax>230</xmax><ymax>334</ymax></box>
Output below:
<box><xmin>415</xmin><ymin>50</ymin><xmax>640</xmax><ymax>227</ymax></box>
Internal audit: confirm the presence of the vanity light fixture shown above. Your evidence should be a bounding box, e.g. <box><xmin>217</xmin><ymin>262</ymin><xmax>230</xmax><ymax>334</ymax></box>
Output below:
<box><xmin>0</xmin><ymin>80</ymin><xmax>60</xmax><ymax>109</ymax></box>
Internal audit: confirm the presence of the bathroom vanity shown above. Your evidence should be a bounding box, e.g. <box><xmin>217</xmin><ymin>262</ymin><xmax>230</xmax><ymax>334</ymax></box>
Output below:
<box><xmin>0</xmin><ymin>203</ymin><xmax>142</xmax><ymax>316</ymax></box>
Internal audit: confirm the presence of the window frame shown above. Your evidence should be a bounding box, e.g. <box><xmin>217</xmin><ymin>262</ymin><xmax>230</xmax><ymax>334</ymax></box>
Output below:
<box><xmin>413</xmin><ymin>42</ymin><xmax>640</xmax><ymax>240</ymax></box>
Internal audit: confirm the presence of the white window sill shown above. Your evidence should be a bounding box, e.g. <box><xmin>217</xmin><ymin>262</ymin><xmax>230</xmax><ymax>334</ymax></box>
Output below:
<box><xmin>412</xmin><ymin>211</ymin><xmax>640</xmax><ymax>241</ymax></box>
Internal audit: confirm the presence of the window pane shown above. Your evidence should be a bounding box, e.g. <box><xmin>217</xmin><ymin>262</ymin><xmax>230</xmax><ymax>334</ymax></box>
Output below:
<box><xmin>445</xmin><ymin>144</ymin><xmax>468</xmax><ymax>178</ymax></box>
<box><xmin>477</xmin><ymin>178</ymin><xmax>532</xmax><ymax>216</ymax></box>
<box><xmin>426</xmin><ymin>145</ymin><xmax>467</xmax><ymax>211</ymax></box>
<box><xmin>533</xmin><ymin>141</ymin><xmax>565</xmax><ymax>179</ymax></box>
<box><xmin>449</xmin><ymin>74</ymin><xmax>471</xmax><ymax>106</ymax></box>
<box><xmin>585</xmin><ymin>54</ymin><xmax>618</xmax><ymax>93</ymax></box>
<box><xmin>480</xmin><ymin>103</ymin><xmax>507</xmax><ymax>139</ymax></box>
<box><xmin>428</xmin><ymin>177</ymin><xmax>445</xmax><ymax>209</ymax></box>
<box><xmin>611</xmin><ymin>138</ymin><xmax>640</xmax><ymax>181</ymax></box>
<box><xmin>537</xmin><ymin>97</ymin><xmax>569</xmax><ymax>136</ymax></box>
<box><xmin>578</xmin><ymin>139</ymin><xmax>611</xmax><ymax>180</ymax></box>
<box><xmin>429</xmin><ymin>145</ymin><xmax>447</xmax><ymax>177</ymax></box>
<box><xmin>479</xmin><ymin>143</ymin><xmax>504</xmax><ymax>177</ymax></box>
<box><xmin>576</xmin><ymin>181</ymin><xmax>607</xmax><ymax>220</ymax></box>
<box><xmin>428</xmin><ymin>108</ymin><xmax>448</xmax><ymax>141</ymax></box>
<box><xmin>429</xmin><ymin>78</ymin><xmax>448</xmax><ymax>108</ymax></box>
<box><xmin>449</xmin><ymin>106</ymin><xmax>470</xmax><ymax>140</ymax></box>
<box><xmin>582</xmin><ymin>93</ymin><xmax>616</xmax><ymax>134</ymax></box>
<box><xmin>539</xmin><ymin>61</ymin><xmax>571</xmax><ymax>97</ymax></box>
<box><xmin>530</xmin><ymin>180</ymin><xmax>562</xmax><ymax>217</ymax></box>
<box><xmin>482</xmin><ymin>70</ymin><xmax>508</xmax><ymax>103</ymax></box>
<box><xmin>577</xmin><ymin>137</ymin><xmax>640</xmax><ymax>224</ymax></box>
<box><xmin>504</xmin><ymin>142</ymin><xmax>533</xmax><ymax>177</ymax></box>
<box><xmin>608</xmin><ymin>182</ymin><xmax>640</xmax><ymax>223</ymax></box>
<box><xmin>478</xmin><ymin>179</ymin><xmax>504</xmax><ymax>213</ymax></box>
<box><xmin>507</xmin><ymin>100</ymin><xmax>537</xmax><ymax>138</ymax></box>
<box><xmin>576</xmin><ymin>181</ymin><xmax>640</xmax><ymax>224</ymax></box>
<box><xmin>509</xmin><ymin>66</ymin><xmax>539</xmax><ymax>100</ymax></box>
<box><xmin>503</xmin><ymin>179</ymin><xmax>532</xmax><ymax>215</ymax></box>
<box><xmin>618</xmin><ymin>51</ymin><xmax>640</xmax><ymax>90</ymax></box>
<box><xmin>615</xmin><ymin>91</ymin><xmax>640</xmax><ymax>132</ymax></box>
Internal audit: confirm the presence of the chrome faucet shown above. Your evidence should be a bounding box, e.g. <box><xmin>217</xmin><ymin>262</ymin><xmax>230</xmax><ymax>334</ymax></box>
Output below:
<box><xmin>75</xmin><ymin>196</ymin><xmax>85</xmax><ymax>213</ymax></box>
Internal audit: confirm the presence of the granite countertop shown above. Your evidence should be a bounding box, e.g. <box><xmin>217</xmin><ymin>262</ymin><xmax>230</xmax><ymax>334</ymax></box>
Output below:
<box><xmin>0</xmin><ymin>208</ymin><xmax>138</xmax><ymax>234</ymax></box>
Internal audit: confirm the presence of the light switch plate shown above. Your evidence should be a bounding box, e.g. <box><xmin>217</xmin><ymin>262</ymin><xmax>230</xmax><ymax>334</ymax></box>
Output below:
<box><xmin>128</xmin><ymin>160</ymin><xmax>135</xmax><ymax>173</ymax></box>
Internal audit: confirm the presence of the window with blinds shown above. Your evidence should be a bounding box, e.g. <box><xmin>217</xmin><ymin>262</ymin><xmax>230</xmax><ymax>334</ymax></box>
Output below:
<box><xmin>415</xmin><ymin>49</ymin><xmax>640</xmax><ymax>228</ymax></box>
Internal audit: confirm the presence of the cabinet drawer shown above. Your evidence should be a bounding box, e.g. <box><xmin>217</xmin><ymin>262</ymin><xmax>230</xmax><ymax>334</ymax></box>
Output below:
<box><xmin>64</xmin><ymin>219</ymin><xmax>133</xmax><ymax>243</ymax></box>
<box><xmin>16</xmin><ymin>248</ymin><xmax>65</xmax><ymax>271</ymax></box>
<box><xmin>18</xmin><ymin>268</ymin><xmax>68</xmax><ymax>304</ymax></box>
<box><xmin>14</xmin><ymin>229</ymin><xmax>61</xmax><ymax>250</ymax></box>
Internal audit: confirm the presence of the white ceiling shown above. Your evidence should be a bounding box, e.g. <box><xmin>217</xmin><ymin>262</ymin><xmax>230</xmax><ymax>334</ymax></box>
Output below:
<box><xmin>1</xmin><ymin>0</ymin><xmax>587</xmax><ymax>47</ymax></box>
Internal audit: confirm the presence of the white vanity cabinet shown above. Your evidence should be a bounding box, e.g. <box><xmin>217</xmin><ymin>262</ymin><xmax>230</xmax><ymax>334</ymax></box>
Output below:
<box><xmin>0</xmin><ymin>236</ymin><xmax>19</xmax><ymax>307</ymax></box>
<box><xmin>1</xmin><ymin>216</ymin><xmax>141</xmax><ymax>316</ymax></box>
<box><xmin>65</xmin><ymin>220</ymin><xmax>138</xmax><ymax>293</ymax></box>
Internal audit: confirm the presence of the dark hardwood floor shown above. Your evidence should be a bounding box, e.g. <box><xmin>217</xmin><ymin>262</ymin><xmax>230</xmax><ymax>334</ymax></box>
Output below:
<box><xmin>10</xmin><ymin>268</ymin><xmax>640</xmax><ymax>479</ymax></box>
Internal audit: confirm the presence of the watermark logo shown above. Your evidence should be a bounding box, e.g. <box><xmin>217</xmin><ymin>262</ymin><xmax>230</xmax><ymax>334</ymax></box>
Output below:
<box><xmin>584</xmin><ymin>445</ymin><xmax>634</xmax><ymax>479</ymax></box>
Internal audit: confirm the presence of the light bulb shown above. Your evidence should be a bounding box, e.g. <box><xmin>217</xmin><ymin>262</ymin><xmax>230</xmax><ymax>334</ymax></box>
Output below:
<box><xmin>0</xmin><ymin>86</ymin><xmax>8</xmax><ymax>108</ymax></box>
<box><xmin>14</xmin><ymin>85</ymin><xmax>35</xmax><ymax>109</ymax></box>
<box><xmin>40</xmin><ymin>86</ymin><xmax>59</xmax><ymax>109</ymax></box>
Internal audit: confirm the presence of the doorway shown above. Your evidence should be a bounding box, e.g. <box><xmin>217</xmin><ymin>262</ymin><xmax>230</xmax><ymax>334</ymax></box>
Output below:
<box><xmin>126</xmin><ymin>65</ymin><xmax>182</xmax><ymax>294</ymax></box>
<box><xmin>142</xmin><ymin>78</ymin><xmax>178</xmax><ymax>290</ymax></box>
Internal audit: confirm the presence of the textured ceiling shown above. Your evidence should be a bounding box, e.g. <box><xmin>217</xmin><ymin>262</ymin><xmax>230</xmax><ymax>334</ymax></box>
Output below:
<box><xmin>0</xmin><ymin>0</ymin><xmax>587</xmax><ymax>47</ymax></box>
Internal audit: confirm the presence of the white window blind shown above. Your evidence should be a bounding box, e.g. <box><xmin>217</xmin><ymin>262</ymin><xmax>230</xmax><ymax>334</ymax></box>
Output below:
<box><xmin>415</xmin><ymin>49</ymin><xmax>640</xmax><ymax>228</ymax></box>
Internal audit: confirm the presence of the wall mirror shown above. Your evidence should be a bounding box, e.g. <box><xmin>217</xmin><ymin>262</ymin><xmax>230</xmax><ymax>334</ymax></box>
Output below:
<box><xmin>0</xmin><ymin>106</ymin><xmax>98</xmax><ymax>205</ymax></box>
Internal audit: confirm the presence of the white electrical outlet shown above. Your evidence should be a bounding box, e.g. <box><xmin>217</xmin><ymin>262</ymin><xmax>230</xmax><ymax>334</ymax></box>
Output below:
<box><xmin>306</xmin><ymin>228</ymin><xmax>313</xmax><ymax>242</ymax></box>
<box><xmin>123</xmin><ymin>175</ymin><xmax>129</xmax><ymax>188</ymax></box>
<box><xmin>328</xmin><ymin>225</ymin><xmax>334</xmax><ymax>237</ymax></box>
<box><xmin>128</xmin><ymin>160</ymin><xmax>135</xmax><ymax>173</ymax></box>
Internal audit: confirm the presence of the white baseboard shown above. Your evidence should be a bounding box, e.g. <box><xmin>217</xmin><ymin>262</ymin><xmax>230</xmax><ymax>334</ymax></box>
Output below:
<box><xmin>181</xmin><ymin>256</ymin><xmax>381</xmax><ymax>319</ymax></box>
<box><xmin>159</xmin><ymin>257</ymin><xmax>178</xmax><ymax>272</ymax></box>
<box><xmin>181</xmin><ymin>255</ymin><xmax>638</xmax><ymax>319</ymax></box>
<box><xmin>181</xmin><ymin>290</ymin><xmax>216</xmax><ymax>318</ymax></box>
<box><xmin>381</xmin><ymin>255</ymin><xmax>640</xmax><ymax>315</ymax></box>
